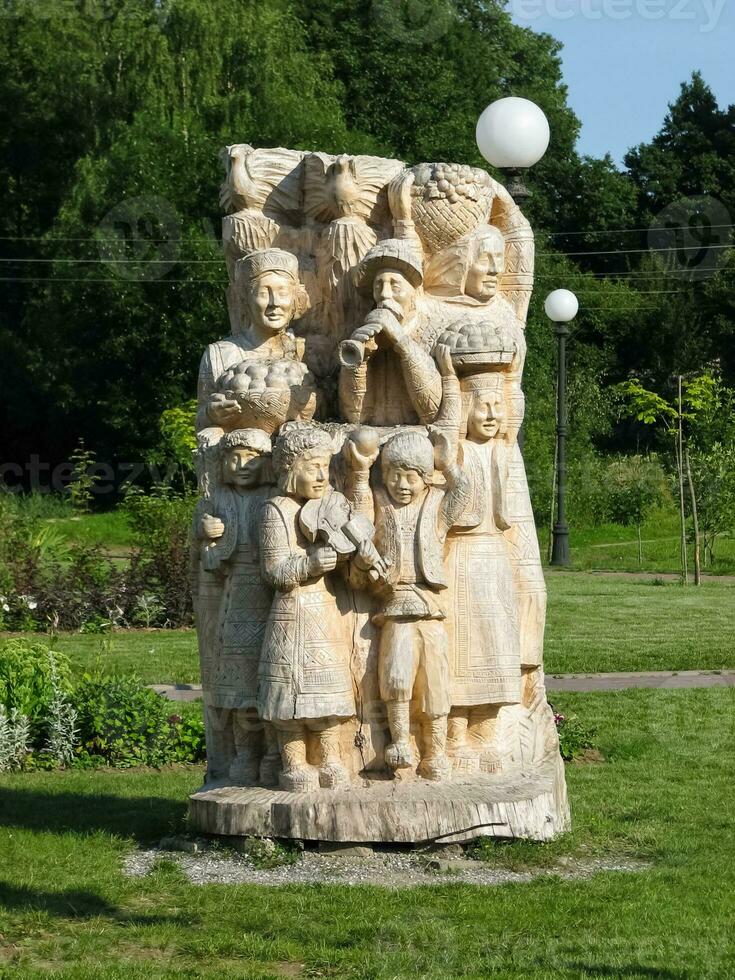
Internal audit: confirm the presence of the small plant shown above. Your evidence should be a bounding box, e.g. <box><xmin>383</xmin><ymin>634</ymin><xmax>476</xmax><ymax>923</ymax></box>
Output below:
<box><xmin>0</xmin><ymin>639</ymin><xmax>73</xmax><ymax>743</ymax></box>
<box><xmin>132</xmin><ymin>592</ymin><xmax>167</xmax><ymax>628</ymax></box>
<box><xmin>67</xmin><ymin>439</ymin><xmax>100</xmax><ymax>513</ymax></box>
<box><xmin>44</xmin><ymin>654</ymin><xmax>78</xmax><ymax>767</ymax></box>
<box><xmin>0</xmin><ymin>706</ymin><xmax>31</xmax><ymax>771</ymax></box>
<box><xmin>553</xmin><ymin>710</ymin><xmax>598</xmax><ymax>762</ymax></box>
<box><xmin>239</xmin><ymin>837</ymin><xmax>302</xmax><ymax>870</ymax></box>
<box><xmin>123</xmin><ymin>487</ymin><xmax>196</xmax><ymax>626</ymax></box>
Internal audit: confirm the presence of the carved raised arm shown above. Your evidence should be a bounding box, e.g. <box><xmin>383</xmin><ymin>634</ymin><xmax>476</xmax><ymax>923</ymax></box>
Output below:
<box><xmin>489</xmin><ymin>179</ymin><xmax>535</xmax><ymax>326</ymax></box>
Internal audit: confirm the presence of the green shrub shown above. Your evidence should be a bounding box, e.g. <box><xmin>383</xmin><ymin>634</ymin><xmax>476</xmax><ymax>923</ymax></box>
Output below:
<box><xmin>0</xmin><ymin>491</ymin><xmax>188</xmax><ymax>631</ymax></box>
<box><xmin>553</xmin><ymin>710</ymin><xmax>598</xmax><ymax>762</ymax></box>
<box><xmin>0</xmin><ymin>639</ymin><xmax>72</xmax><ymax>742</ymax></box>
<box><xmin>123</xmin><ymin>487</ymin><xmax>196</xmax><ymax>627</ymax></box>
<box><xmin>74</xmin><ymin>674</ymin><xmax>204</xmax><ymax>767</ymax></box>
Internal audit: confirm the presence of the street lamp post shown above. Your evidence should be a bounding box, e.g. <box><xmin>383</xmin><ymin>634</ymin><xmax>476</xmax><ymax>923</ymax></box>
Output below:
<box><xmin>545</xmin><ymin>289</ymin><xmax>579</xmax><ymax>567</ymax></box>
<box><xmin>475</xmin><ymin>96</ymin><xmax>550</xmax><ymax>451</ymax></box>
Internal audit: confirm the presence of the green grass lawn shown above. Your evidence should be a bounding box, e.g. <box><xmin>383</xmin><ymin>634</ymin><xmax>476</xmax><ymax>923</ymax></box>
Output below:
<box><xmin>544</xmin><ymin>575</ymin><xmax>735</xmax><ymax>674</ymax></box>
<box><xmin>538</xmin><ymin>510</ymin><xmax>735</xmax><ymax>576</ymax></box>
<box><xmin>45</xmin><ymin>631</ymin><xmax>201</xmax><ymax>686</ymax></box>
<box><xmin>5</xmin><ymin>572</ymin><xmax>731</xmax><ymax>686</ymax></box>
<box><xmin>1</xmin><ymin>687</ymin><xmax>733</xmax><ymax>978</ymax></box>
<box><xmin>45</xmin><ymin>511</ymin><xmax>135</xmax><ymax>551</ymax></box>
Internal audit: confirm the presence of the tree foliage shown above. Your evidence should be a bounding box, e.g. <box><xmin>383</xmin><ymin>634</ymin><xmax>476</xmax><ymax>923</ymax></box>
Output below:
<box><xmin>0</xmin><ymin>2</ymin><xmax>731</xmax><ymax>526</ymax></box>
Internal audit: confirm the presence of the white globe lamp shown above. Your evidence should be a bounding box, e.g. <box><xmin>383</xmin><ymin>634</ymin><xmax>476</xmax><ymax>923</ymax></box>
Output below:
<box><xmin>476</xmin><ymin>97</ymin><xmax>550</xmax><ymax>205</ymax></box>
<box><xmin>545</xmin><ymin>289</ymin><xmax>579</xmax><ymax>323</ymax></box>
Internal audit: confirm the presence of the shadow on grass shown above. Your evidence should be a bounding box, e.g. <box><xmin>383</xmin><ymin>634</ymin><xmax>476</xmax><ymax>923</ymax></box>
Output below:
<box><xmin>0</xmin><ymin>786</ymin><xmax>187</xmax><ymax>841</ymax></box>
<box><xmin>0</xmin><ymin>881</ymin><xmax>188</xmax><ymax>925</ymax></box>
<box><xmin>564</xmin><ymin>963</ymin><xmax>686</xmax><ymax>979</ymax></box>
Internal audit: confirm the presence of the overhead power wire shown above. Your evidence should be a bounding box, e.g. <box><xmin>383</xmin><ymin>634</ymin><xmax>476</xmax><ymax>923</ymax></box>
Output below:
<box><xmin>0</xmin><ymin>222</ymin><xmax>732</xmax><ymax>243</ymax></box>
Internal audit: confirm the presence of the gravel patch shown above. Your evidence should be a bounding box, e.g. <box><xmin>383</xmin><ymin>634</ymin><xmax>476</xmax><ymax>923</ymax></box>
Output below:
<box><xmin>122</xmin><ymin>844</ymin><xmax>649</xmax><ymax>888</ymax></box>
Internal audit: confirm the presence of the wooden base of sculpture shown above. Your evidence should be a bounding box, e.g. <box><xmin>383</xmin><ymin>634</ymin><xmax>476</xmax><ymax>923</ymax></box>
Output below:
<box><xmin>188</xmin><ymin>754</ymin><xmax>569</xmax><ymax>844</ymax></box>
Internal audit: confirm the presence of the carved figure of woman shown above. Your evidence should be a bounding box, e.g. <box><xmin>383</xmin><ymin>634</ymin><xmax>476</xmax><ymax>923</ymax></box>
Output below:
<box><xmin>427</xmin><ymin>225</ymin><xmax>546</xmax><ymax>671</ymax></box>
<box><xmin>193</xmin><ymin>428</ymin><xmax>279</xmax><ymax>785</ymax></box>
<box><xmin>196</xmin><ymin>248</ymin><xmax>311</xmax><ymax>436</ymax></box>
<box><xmin>257</xmin><ymin>426</ymin><xmax>357</xmax><ymax>791</ymax></box>
<box><xmin>436</xmin><ymin>348</ymin><xmax>522</xmax><ymax>772</ymax></box>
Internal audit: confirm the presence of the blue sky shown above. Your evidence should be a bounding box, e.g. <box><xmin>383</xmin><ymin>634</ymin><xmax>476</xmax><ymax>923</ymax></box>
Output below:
<box><xmin>508</xmin><ymin>0</ymin><xmax>733</xmax><ymax>165</ymax></box>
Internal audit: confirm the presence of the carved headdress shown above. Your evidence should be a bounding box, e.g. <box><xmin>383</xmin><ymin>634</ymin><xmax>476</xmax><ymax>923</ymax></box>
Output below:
<box><xmin>221</xmin><ymin>428</ymin><xmax>273</xmax><ymax>455</ymax></box>
<box><xmin>424</xmin><ymin>224</ymin><xmax>505</xmax><ymax>300</ymax></box>
<box><xmin>236</xmin><ymin>247</ymin><xmax>299</xmax><ymax>287</ymax></box>
<box><xmin>355</xmin><ymin>239</ymin><xmax>423</xmax><ymax>297</ymax></box>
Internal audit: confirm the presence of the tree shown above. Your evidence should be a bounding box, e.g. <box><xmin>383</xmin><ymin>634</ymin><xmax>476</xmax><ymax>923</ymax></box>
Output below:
<box><xmin>605</xmin><ymin>455</ymin><xmax>666</xmax><ymax>566</ymax></box>
<box><xmin>688</xmin><ymin>445</ymin><xmax>735</xmax><ymax>567</ymax></box>
<box><xmin>615</xmin><ymin>372</ymin><xmax>733</xmax><ymax>582</ymax></box>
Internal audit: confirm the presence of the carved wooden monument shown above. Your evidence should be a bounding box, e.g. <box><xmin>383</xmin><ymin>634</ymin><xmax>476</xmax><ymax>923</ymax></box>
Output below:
<box><xmin>189</xmin><ymin>147</ymin><xmax>570</xmax><ymax>842</ymax></box>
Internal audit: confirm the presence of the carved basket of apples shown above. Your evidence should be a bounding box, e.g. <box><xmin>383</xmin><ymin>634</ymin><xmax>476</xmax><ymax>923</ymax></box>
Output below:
<box><xmin>212</xmin><ymin>358</ymin><xmax>318</xmax><ymax>434</ymax></box>
<box><xmin>437</xmin><ymin>318</ymin><xmax>517</xmax><ymax>372</ymax></box>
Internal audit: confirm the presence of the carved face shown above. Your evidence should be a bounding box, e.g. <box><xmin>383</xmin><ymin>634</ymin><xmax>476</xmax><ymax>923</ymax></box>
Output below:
<box><xmin>464</xmin><ymin>244</ymin><xmax>505</xmax><ymax>303</ymax></box>
<box><xmin>223</xmin><ymin>447</ymin><xmax>263</xmax><ymax>489</ymax></box>
<box><xmin>372</xmin><ymin>267</ymin><xmax>416</xmax><ymax>318</ymax></box>
<box><xmin>384</xmin><ymin>464</ymin><xmax>427</xmax><ymax>506</ymax></box>
<box><xmin>290</xmin><ymin>450</ymin><xmax>331</xmax><ymax>500</ymax></box>
<box><xmin>245</xmin><ymin>270</ymin><xmax>296</xmax><ymax>334</ymax></box>
<box><xmin>467</xmin><ymin>393</ymin><xmax>506</xmax><ymax>443</ymax></box>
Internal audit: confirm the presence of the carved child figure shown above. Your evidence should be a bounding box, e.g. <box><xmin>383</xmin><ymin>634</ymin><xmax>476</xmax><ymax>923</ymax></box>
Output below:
<box><xmin>362</xmin><ymin>416</ymin><xmax>469</xmax><ymax>782</ymax></box>
<box><xmin>194</xmin><ymin>428</ymin><xmax>279</xmax><ymax>785</ymax></box>
<box><xmin>257</xmin><ymin>426</ymin><xmax>358</xmax><ymax>791</ymax></box>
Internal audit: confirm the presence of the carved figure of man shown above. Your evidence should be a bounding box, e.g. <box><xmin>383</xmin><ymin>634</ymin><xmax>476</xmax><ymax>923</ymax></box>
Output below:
<box><xmin>193</xmin><ymin>428</ymin><xmax>279</xmax><ymax>785</ymax></box>
<box><xmin>359</xmin><ymin>416</ymin><xmax>469</xmax><ymax>782</ymax></box>
<box><xmin>197</xmin><ymin>248</ymin><xmax>309</xmax><ymax>436</ymax></box>
<box><xmin>257</xmin><ymin>426</ymin><xmax>357</xmax><ymax>791</ymax></box>
<box><xmin>338</xmin><ymin>239</ymin><xmax>442</xmax><ymax>427</ymax></box>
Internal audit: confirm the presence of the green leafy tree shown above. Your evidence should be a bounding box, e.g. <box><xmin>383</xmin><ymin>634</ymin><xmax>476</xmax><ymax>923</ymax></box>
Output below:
<box><xmin>605</xmin><ymin>455</ymin><xmax>667</xmax><ymax>566</ymax></box>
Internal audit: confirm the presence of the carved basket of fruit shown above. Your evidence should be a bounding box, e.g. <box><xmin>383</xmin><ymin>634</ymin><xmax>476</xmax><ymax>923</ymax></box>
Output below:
<box><xmin>437</xmin><ymin>318</ymin><xmax>517</xmax><ymax>372</ymax></box>
<box><xmin>215</xmin><ymin>358</ymin><xmax>318</xmax><ymax>434</ymax></box>
<box><xmin>410</xmin><ymin>163</ymin><xmax>494</xmax><ymax>253</ymax></box>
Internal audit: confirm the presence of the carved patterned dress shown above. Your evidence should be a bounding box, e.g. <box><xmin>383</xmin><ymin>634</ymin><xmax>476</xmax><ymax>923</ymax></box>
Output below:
<box><xmin>196</xmin><ymin>486</ymin><xmax>273</xmax><ymax>710</ymax></box>
<box><xmin>444</xmin><ymin>439</ymin><xmax>522</xmax><ymax>706</ymax></box>
<box><xmin>257</xmin><ymin>495</ymin><xmax>356</xmax><ymax>722</ymax></box>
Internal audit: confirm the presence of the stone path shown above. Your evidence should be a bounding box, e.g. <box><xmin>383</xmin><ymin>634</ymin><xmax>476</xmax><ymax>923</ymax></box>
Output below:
<box><xmin>151</xmin><ymin>670</ymin><xmax>735</xmax><ymax>701</ymax></box>
<box><xmin>150</xmin><ymin>683</ymin><xmax>203</xmax><ymax>702</ymax></box>
<box><xmin>546</xmin><ymin>669</ymin><xmax>735</xmax><ymax>692</ymax></box>
<box><xmin>546</xmin><ymin>568</ymin><xmax>735</xmax><ymax>583</ymax></box>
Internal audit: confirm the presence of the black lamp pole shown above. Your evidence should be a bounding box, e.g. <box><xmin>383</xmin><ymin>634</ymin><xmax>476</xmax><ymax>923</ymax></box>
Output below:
<box><xmin>550</xmin><ymin>320</ymin><xmax>571</xmax><ymax>567</ymax></box>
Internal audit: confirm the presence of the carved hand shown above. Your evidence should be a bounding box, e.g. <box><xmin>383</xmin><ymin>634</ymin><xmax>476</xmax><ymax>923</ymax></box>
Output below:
<box><xmin>351</xmin><ymin>308</ymin><xmax>405</xmax><ymax>348</ymax></box>
<box><xmin>201</xmin><ymin>515</ymin><xmax>225</xmax><ymax>540</ymax></box>
<box><xmin>207</xmin><ymin>394</ymin><xmax>241</xmax><ymax>426</ymax></box>
<box><xmin>429</xmin><ymin>428</ymin><xmax>454</xmax><ymax>473</ymax></box>
<box><xmin>388</xmin><ymin>170</ymin><xmax>416</xmax><ymax>223</ymax></box>
<box><xmin>345</xmin><ymin>426</ymin><xmax>379</xmax><ymax>473</ymax></box>
<box><xmin>354</xmin><ymin>539</ymin><xmax>391</xmax><ymax>580</ymax></box>
<box><xmin>307</xmin><ymin>545</ymin><xmax>338</xmax><ymax>576</ymax></box>
<box><xmin>434</xmin><ymin>343</ymin><xmax>457</xmax><ymax>378</ymax></box>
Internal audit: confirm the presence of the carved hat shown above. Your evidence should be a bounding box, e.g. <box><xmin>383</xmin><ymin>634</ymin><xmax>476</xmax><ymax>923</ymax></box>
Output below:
<box><xmin>272</xmin><ymin>424</ymin><xmax>334</xmax><ymax>492</ymax></box>
<box><xmin>236</xmin><ymin>247</ymin><xmax>299</xmax><ymax>288</ymax></box>
<box><xmin>424</xmin><ymin>224</ymin><xmax>505</xmax><ymax>298</ymax></box>
<box><xmin>380</xmin><ymin>431</ymin><xmax>434</xmax><ymax>482</ymax></box>
<box><xmin>220</xmin><ymin>428</ymin><xmax>272</xmax><ymax>456</ymax></box>
<box><xmin>355</xmin><ymin>239</ymin><xmax>423</xmax><ymax>297</ymax></box>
